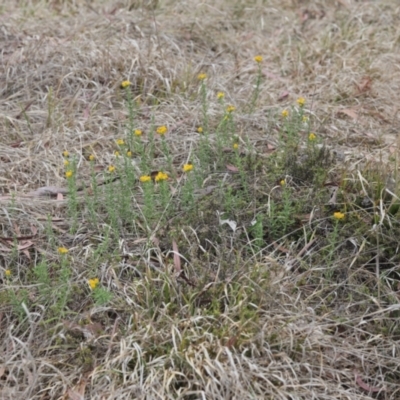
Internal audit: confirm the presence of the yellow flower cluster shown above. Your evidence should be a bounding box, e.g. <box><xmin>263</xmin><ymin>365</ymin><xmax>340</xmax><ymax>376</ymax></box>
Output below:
<box><xmin>226</xmin><ymin>105</ymin><xmax>235</xmax><ymax>113</ymax></box>
<box><xmin>88</xmin><ymin>278</ymin><xmax>99</xmax><ymax>290</ymax></box>
<box><xmin>62</xmin><ymin>150</ymin><xmax>69</xmax><ymax>157</ymax></box>
<box><xmin>155</xmin><ymin>171</ymin><xmax>168</xmax><ymax>182</ymax></box>
<box><xmin>89</xmin><ymin>154</ymin><xmax>95</xmax><ymax>161</ymax></box>
<box><xmin>254</xmin><ymin>55</ymin><xmax>263</xmax><ymax>63</ymax></box>
<box><xmin>297</xmin><ymin>97</ymin><xmax>306</xmax><ymax>107</ymax></box>
<box><xmin>121</xmin><ymin>80</ymin><xmax>131</xmax><ymax>88</ymax></box>
<box><xmin>157</xmin><ymin>125</ymin><xmax>168</xmax><ymax>135</ymax></box>
<box><xmin>5</xmin><ymin>269</ymin><xmax>11</xmax><ymax>277</ymax></box>
<box><xmin>308</xmin><ymin>133</ymin><xmax>316</xmax><ymax>141</ymax></box>
<box><xmin>183</xmin><ymin>163</ymin><xmax>193</xmax><ymax>172</ymax></box>
<box><xmin>333</xmin><ymin>211</ymin><xmax>345</xmax><ymax>220</ymax></box>
<box><xmin>233</xmin><ymin>143</ymin><xmax>239</xmax><ymax>150</ymax></box>
<box><xmin>140</xmin><ymin>175</ymin><xmax>151</xmax><ymax>183</ymax></box>
<box><xmin>281</xmin><ymin>109</ymin><xmax>289</xmax><ymax>118</ymax></box>
<box><xmin>217</xmin><ymin>92</ymin><xmax>225</xmax><ymax>99</ymax></box>
<box><xmin>65</xmin><ymin>170</ymin><xmax>73</xmax><ymax>178</ymax></box>
<box><xmin>108</xmin><ymin>165</ymin><xmax>116</xmax><ymax>173</ymax></box>
<box><xmin>197</xmin><ymin>126</ymin><xmax>203</xmax><ymax>133</ymax></box>
<box><xmin>134</xmin><ymin>129</ymin><xmax>142</xmax><ymax>136</ymax></box>
<box><xmin>197</xmin><ymin>73</ymin><xmax>207</xmax><ymax>81</ymax></box>
<box><xmin>58</xmin><ymin>247</ymin><xmax>68</xmax><ymax>254</ymax></box>
<box><xmin>116</xmin><ymin>139</ymin><xmax>124</xmax><ymax>146</ymax></box>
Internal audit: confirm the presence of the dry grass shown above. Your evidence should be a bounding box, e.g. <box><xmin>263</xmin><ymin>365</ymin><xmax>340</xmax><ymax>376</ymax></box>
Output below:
<box><xmin>2</xmin><ymin>0</ymin><xmax>400</xmax><ymax>399</ymax></box>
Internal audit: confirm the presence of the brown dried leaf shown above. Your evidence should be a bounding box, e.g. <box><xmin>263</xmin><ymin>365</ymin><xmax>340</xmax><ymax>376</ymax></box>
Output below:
<box><xmin>355</xmin><ymin>76</ymin><xmax>372</xmax><ymax>95</ymax></box>
<box><xmin>354</xmin><ymin>371</ymin><xmax>382</xmax><ymax>393</ymax></box>
<box><xmin>83</xmin><ymin>104</ymin><xmax>90</xmax><ymax>120</ymax></box>
<box><xmin>226</xmin><ymin>164</ymin><xmax>239</xmax><ymax>173</ymax></box>
<box><xmin>278</xmin><ymin>91</ymin><xmax>289</xmax><ymax>101</ymax></box>
<box><xmin>337</xmin><ymin>108</ymin><xmax>358</xmax><ymax>120</ymax></box>
<box><xmin>172</xmin><ymin>240</ymin><xmax>181</xmax><ymax>273</ymax></box>
<box><xmin>226</xmin><ymin>336</ymin><xmax>237</xmax><ymax>348</ymax></box>
<box><xmin>262</xmin><ymin>69</ymin><xmax>282</xmax><ymax>81</ymax></box>
<box><xmin>29</xmin><ymin>186</ymin><xmax>68</xmax><ymax>198</ymax></box>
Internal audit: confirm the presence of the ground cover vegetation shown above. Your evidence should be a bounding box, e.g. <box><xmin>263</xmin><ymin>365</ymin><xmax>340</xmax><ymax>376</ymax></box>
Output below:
<box><xmin>1</xmin><ymin>0</ymin><xmax>400</xmax><ymax>398</ymax></box>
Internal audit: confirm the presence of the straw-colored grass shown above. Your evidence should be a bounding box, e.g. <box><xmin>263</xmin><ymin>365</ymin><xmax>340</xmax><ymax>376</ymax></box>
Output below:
<box><xmin>2</xmin><ymin>1</ymin><xmax>400</xmax><ymax>399</ymax></box>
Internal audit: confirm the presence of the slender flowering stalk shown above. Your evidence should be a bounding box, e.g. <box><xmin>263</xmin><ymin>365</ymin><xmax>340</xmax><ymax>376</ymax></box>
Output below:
<box><xmin>248</xmin><ymin>55</ymin><xmax>263</xmax><ymax>113</ymax></box>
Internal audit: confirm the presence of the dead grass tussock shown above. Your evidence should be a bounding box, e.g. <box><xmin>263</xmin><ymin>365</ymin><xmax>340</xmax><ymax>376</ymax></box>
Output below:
<box><xmin>2</xmin><ymin>0</ymin><xmax>400</xmax><ymax>399</ymax></box>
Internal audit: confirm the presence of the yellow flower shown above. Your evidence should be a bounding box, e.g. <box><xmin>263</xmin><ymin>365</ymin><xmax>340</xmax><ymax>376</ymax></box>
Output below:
<box><xmin>62</xmin><ymin>150</ymin><xmax>69</xmax><ymax>157</ymax></box>
<box><xmin>155</xmin><ymin>171</ymin><xmax>168</xmax><ymax>182</ymax></box>
<box><xmin>134</xmin><ymin>129</ymin><xmax>142</xmax><ymax>136</ymax></box>
<box><xmin>183</xmin><ymin>163</ymin><xmax>193</xmax><ymax>172</ymax></box>
<box><xmin>197</xmin><ymin>126</ymin><xmax>203</xmax><ymax>133</ymax></box>
<box><xmin>308</xmin><ymin>133</ymin><xmax>316</xmax><ymax>141</ymax></box>
<box><xmin>116</xmin><ymin>139</ymin><xmax>124</xmax><ymax>146</ymax></box>
<box><xmin>156</xmin><ymin>125</ymin><xmax>168</xmax><ymax>135</ymax></box>
<box><xmin>297</xmin><ymin>97</ymin><xmax>306</xmax><ymax>107</ymax></box>
<box><xmin>333</xmin><ymin>211</ymin><xmax>345</xmax><ymax>220</ymax></box>
<box><xmin>126</xmin><ymin>150</ymin><xmax>132</xmax><ymax>157</ymax></box>
<box><xmin>114</xmin><ymin>151</ymin><xmax>120</xmax><ymax>157</ymax></box>
<box><xmin>197</xmin><ymin>73</ymin><xmax>207</xmax><ymax>81</ymax></box>
<box><xmin>121</xmin><ymin>80</ymin><xmax>131</xmax><ymax>88</ymax></box>
<box><xmin>108</xmin><ymin>165</ymin><xmax>116</xmax><ymax>173</ymax></box>
<box><xmin>88</xmin><ymin>278</ymin><xmax>99</xmax><ymax>290</ymax></box>
<box><xmin>302</xmin><ymin>116</ymin><xmax>309</xmax><ymax>123</ymax></box>
<box><xmin>226</xmin><ymin>105</ymin><xmax>236</xmax><ymax>113</ymax></box>
<box><xmin>281</xmin><ymin>109</ymin><xmax>289</xmax><ymax>118</ymax></box>
<box><xmin>65</xmin><ymin>170</ymin><xmax>73</xmax><ymax>178</ymax></box>
<box><xmin>217</xmin><ymin>92</ymin><xmax>225</xmax><ymax>99</ymax></box>
<box><xmin>64</xmin><ymin>159</ymin><xmax>70</xmax><ymax>166</ymax></box>
<box><xmin>5</xmin><ymin>269</ymin><xmax>11</xmax><ymax>277</ymax></box>
<box><xmin>280</xmin><ymin>179</ymin><xmax>286</xmax><ymax>186</ymax></box>
<box><xmin>89</xmin><ymin>154</ymin><xmax>95</xmax><ymax>161</ymax></box>
<box><xmin>58</xmin><ymin>247</ymin><xmax>68</xmax><ymax>254</ymax></box>
<box><xmin>254</xmin><ymin>55</ymin><xmax>263</xmax><ymax>63</ymax></box>
<box><xmin>139</xmin><ymin>175</ymin><xmax>151</xmax><ymax>183</ymax></box>
<box><xmin>233</xmin><ymin>143</ymin><xmax>239</xmax><ymax>150</ymax></box>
